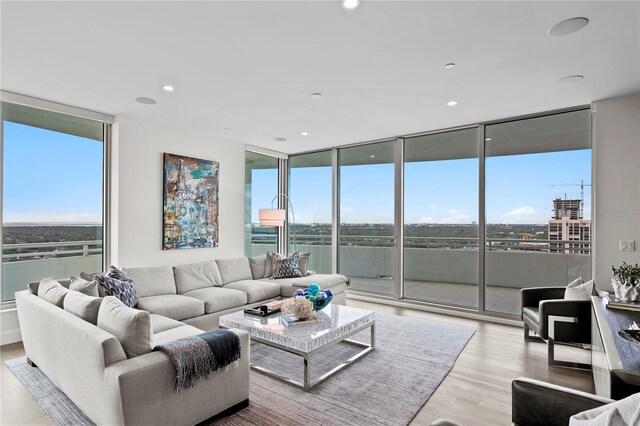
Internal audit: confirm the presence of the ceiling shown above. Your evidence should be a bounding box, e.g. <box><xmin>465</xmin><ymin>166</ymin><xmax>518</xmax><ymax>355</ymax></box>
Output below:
<box><xmin>1</xmin><ymin>1</ymin><xmax>638</xmax><ymax>154</ymax></box>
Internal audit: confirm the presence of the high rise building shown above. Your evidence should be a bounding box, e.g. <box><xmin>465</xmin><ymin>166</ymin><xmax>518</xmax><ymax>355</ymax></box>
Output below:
<box><xmin>548</xmin><ymin>198</ymin><xmax>591</xmax><ymax>254</ymax></box>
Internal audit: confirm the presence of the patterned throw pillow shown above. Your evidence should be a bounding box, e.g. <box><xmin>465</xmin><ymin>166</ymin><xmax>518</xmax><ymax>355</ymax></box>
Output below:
<box><xmin>265</xmin><ymin>252</ymin><xmax>284</xmax><ymax>278</ymax></box>
<box><xmin>95</xmin><ymin>266</ymin><xmax>138</xmax><ymax>308</ymax></box>
<box><xmin>271</xmin><ymin>252</ymin><xmax>303</xmax><ymax>279</ymax></box>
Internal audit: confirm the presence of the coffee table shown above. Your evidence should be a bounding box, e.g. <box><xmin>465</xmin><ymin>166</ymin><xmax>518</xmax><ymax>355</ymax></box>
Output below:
<box><xmin>219</xmin><ymin>304</ymin><xmax>375</xmax><ymax>390</ymax></box>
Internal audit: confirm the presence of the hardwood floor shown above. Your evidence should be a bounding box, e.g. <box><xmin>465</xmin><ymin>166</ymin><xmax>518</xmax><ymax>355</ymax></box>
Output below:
<box><xmin>0</xmin><ymin>299</ymin><xmax>594</xmax><ymax>426</ymax></box>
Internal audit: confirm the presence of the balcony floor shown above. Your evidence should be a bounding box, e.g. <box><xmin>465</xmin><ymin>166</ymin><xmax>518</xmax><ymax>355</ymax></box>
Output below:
<box><xmin>349</xmin><ymin>277</ymin><xmax>523</xmax><ymax>315</ymax></box>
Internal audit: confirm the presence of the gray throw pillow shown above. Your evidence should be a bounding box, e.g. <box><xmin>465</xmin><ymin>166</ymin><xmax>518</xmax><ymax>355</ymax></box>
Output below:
<box><xmin>69</xmin><ymin>277</ymin><xmax>99</xmax><ymax>297</ymax></box>
<box><xmin>298</xmin><ymin>252</ymin><xmax>311</xmax><ymax>276</ymax></box>
<box><xmin>97</xmin><ymin>296</ymin><xmax>152</xmax><ymax>358</ymax></box>
<box><xmin>265</xmin><ymin>252</ymin><xmax>284</xmax><ymax>278</ymax></box>
<box><xmin>249</xmin><ymin>255</ymin><xmax>267</xmax><ymax>280</ymax></box>
<box><xmin>271</xmin><ymin>252</ymin><xmax>303</xmax><ymax>279</ymax></box>
<box><xmin>37</xmin><ymin>278</ymin><xmax>69</xmax><ymax>308</ymax></box>
<box><xmin>63</xmin><ymin>291</ymin><xmax>102</xmax><ymax>324</ymax></box>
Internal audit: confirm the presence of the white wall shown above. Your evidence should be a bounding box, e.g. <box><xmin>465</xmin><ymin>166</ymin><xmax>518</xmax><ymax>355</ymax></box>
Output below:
<box><xmin>593</xmin><ymin>93</ymin><xmax>640</xmax><ymax>289</ymax></box>
<box><xmin>113</xmin><ymin>115</ymin><xmax>245</xmax><ymax>267</ymax></box>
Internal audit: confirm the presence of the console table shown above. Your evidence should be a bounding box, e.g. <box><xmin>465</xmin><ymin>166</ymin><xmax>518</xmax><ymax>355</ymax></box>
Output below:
<box><xmin>591</xmin><ymin>295</ymin><xmax>640</xmax><ymax>399</ymax></box>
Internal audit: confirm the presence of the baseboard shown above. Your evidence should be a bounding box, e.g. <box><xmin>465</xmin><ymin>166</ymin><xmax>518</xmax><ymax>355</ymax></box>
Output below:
<box><xmin>1</xmin><ymin>328</ymin><xmax>22</xmax><ymax>346</ymax></box>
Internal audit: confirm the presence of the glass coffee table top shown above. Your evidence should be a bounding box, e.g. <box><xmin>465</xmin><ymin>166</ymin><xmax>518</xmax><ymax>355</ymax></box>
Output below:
<box><xmin>219</xmin><ymin>304</ymin><xmax>375</xmax><ymax>353</ymax></box>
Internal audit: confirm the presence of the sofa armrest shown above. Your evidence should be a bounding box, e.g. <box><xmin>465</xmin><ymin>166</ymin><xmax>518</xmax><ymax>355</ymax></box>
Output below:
<box><xmin>537</xmin><ymin>299</ymin><xmax>591</xmax><ymax>341</ymax></box>
<box><xmin>105</xmin><ymin>329</ymin><xmax>250</xmax><ymax>426</ymax></box>
<box><xmin>512</xmin><ymin>378</ymin><xmax>612</xmax><ymax>426</ymax></box>
<box><xmin>521</xmin><ymin>287</ymin><xmax>566</xmax><ymax>308</ymax></box>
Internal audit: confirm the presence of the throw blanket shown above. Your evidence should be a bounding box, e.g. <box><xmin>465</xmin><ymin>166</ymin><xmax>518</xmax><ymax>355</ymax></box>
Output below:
<box><xmin>155</xmin><ymin>329</ymin><xmax>241</xmax><ymax>392</ymax></box>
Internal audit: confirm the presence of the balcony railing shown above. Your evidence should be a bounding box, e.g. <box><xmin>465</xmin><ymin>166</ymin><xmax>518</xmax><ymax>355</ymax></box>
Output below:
<box><xmin>2</xmin><ymin>240</ymin><xmax>103</xmax><ymax>262</ymax></box>
<box><xmin>249</xmin><ymin>234</ymin><xmax>591</xmax><ymax>255</ymax></box>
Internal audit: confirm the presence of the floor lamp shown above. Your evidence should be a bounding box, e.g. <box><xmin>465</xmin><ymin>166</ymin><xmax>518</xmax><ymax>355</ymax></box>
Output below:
<box><xmin>259</xmin><ymin>193</ymin><xmax>296</xmax><ymax>253</ymax></box>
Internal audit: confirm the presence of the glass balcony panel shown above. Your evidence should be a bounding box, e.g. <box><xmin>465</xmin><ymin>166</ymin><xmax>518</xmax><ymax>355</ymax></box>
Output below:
<box><xmin>244</xmin><ymin>151</ymin><xmax>279</xmax><ymax>256</ymax></box>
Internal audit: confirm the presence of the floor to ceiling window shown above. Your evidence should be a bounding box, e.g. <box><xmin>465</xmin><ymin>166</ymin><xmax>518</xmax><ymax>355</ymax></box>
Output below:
<box><xmin>288</xmin><ymin>150</ymin><xmax>333</xmax><ymax>273</ymax></box>
<box><xmin>338</xmin><ymin>141</ymin><xmax>395</xmax><ymax>296</ymax></box>
<box><xmin>244</xmin><ymin>151</ymin><xmax>279</xmax><ymax>256</ymax></box>
<box><xmin>2</xmin><ymin>101</ymin><xmax>106</xmax><ymax>302</ymax></box>
<box><xmin>484</xmin><ymin>110</ymin><xmax>592</xmax><ymax>315</ymax></box>
<box><xmin>404</xmin><ymin>128</ymin><xmax>479</xmax><ymax>308</ymax></box>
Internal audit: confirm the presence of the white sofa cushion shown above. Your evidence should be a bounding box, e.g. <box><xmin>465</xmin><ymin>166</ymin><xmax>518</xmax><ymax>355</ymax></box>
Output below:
<box><xmin>153</xmin><ymin>325</ymin><xmax>203</xmax><ymax>347</ymax></box>
<box><xmin>69</xmin><ymin>277</ymin><xmax>99</xmax><ymax>297</ymax></box>
<box><xmin>224</xmin><ymin>280</ymin><xmax>281</xmax><ymax>304</ymax></box>
<box><xmin>248</xmin><ymin>255</ymin><xmax>267</xmax><ymax>280</ymax></box>
<box><xmin>136</xmin><ymin>295</ymin><xmax>204</xmax><ymax>321</ymax></box>
<box><xmin>150</xmin><ymin>313</ymin><xmax>184</xmax><ymax>334</ymax></box>
<box><xmin>37</xmin><ymin>278</ymin><xmax>69</xmax><ymax>308</ymax></box>
<box><xmin>182</xmin><ymin>287</ymin><xmax>247</xmax><ymax>313</ymax></box>
<box><xmin>216</xmin><ymin>257</ymin><xmax>253</xmax><ymax>284</ymax></box>
<box><xmin>97</xmin><ymin>296</ymin><xmax>152</xmax><ymax>358</ymax></box>
<box><xmin>173</xmin><ymin>260</ymin><xmax>222</xmax><ymax>294</ymax></box>
<box><xmin>63</xmin><ymin>291</ymin><xmax>102</xmax><ymax>325</ymax></box>
<box><xmin>123</xmin><ymin>265</ymin><xmax>177</xmax><ymax>298</ymax></box>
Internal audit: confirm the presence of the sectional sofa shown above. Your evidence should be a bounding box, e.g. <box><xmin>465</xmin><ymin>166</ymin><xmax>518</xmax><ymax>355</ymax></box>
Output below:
<box><xmin>15</xmin><ymin>254</ymin><xmax>350</xmax><ymax>425</ymax></box>
<box><xmin>124</xmin><ymin>254</ymin><xmax>350</xmax><ymax>331</ymax></box>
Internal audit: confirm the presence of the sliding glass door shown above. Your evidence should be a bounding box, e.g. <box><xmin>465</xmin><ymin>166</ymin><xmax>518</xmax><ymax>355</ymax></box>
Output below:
<box><xmin>403</xmin><ymin>128</ymin><xmax>479</xmax><ymax>307</ymax></box>
<box><xmin>484</xmin><ymin>110</ymin><xmax>592</xmax><ymax>314</ymax></box>
<box><xmin>288</xmin><ymin>151</ymin><xmax>333</xmax><ymax>273</ymax></box>
<box><xmin>338</xmin><ymin>141</ymin><xmax>395</xmax><ymax>295</ymax></box>
<box><xmin>244</xmin><ymin>151</ymin><xmax>279</xmax><ymax>256</ymax></box>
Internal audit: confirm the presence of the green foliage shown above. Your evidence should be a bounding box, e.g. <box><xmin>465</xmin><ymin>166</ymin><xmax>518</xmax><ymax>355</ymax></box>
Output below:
<box><xmin>612</xmin><ymin>262</ymin><xmax>640</xmax><ymax>287</ymax></box>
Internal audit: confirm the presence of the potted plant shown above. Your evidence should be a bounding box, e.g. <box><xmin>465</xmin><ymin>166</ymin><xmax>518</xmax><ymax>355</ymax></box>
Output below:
<box><xmin>611</xmin><ymin>262</ymin><xmax>640</xmax><ymax>302</ymax></box>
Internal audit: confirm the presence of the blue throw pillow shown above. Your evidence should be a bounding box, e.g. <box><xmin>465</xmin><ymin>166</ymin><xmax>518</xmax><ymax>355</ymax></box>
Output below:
<box><xmin>95</xmin><ymin>266</ymin><xmax>138</xmax><ymax>308</ymax></box>
<box><xmin>271</xmin><ymin>252</ymin><xmax>303</xmax><ymax>279</ymax></box>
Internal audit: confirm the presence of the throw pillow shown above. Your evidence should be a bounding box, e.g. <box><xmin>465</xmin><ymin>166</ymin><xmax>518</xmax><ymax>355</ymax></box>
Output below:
<box><xmin>63</xmin><ymin>291</ymin><xmax>102</xmax><ymax>325</ymax></box>
<box><xmin>271</xmin><ymin>252</ymin><xmax>303</xmax><ymax>279</ymax></box>
<box><xmin>95</xmin><ymin>266</ymin><xmax>138</xmax><ymax>308</ymax></box>
<box><xmin>570</xmin><ymin>393</ymin><xmax>640</xmax><ymax>425</ymax></box>
<box><xmin>97</xmin><ymin>296</ymin><xmax>152</xmax><ymax>358</ymax></box>
<box><xmin>37</xmin><ymin>278</ymin><xmax>69</xmax><ymax>308</ymax></box>
<box><xmin>298</xmin><ymin>252</ymin><xmax>311</xmax><ymax>276</ymax></box>
<box><xmin>565</xmin><ymin>278</ymin><xmax>593</xmax><ymax>300</ymax></box>
<box><xmin>69</xmin><ymin>277</ymin><xmax>99</xmax><ymax>297</ymax></box>
<box><xmin>265</xmin><ymin>252</ymin><xmax>284</xmax><ymax>278</ymax></box>
<box><xmin>248</xmin><ymin>254</ymin><xmax>267</xmax><ymax>280</ymax></box>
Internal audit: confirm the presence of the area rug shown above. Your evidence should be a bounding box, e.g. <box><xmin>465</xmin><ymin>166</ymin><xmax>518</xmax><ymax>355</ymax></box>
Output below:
<box><xmin>6</xmin><ymin>311</ymin><xmax>474</xmax><ymax>426</ymax></box>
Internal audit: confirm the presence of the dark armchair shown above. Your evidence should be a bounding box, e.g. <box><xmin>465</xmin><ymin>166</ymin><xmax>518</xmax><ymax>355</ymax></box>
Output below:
<box><xmin>521</xmin><ymin>286</ymin><xmax>591</xmax><ymax>368</ymax></box>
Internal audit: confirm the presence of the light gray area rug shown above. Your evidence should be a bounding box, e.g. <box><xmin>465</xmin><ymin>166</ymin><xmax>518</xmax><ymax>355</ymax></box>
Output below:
<box><xmin>6</xmin><ymin>312</ymin><xmax>474</xmax><ymax>426</ymax></box>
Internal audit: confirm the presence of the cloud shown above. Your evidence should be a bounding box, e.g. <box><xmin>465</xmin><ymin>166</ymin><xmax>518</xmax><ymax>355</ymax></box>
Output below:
<box><xmin>447</xmin><ymin>208</ymin><xmax>462</xmax><ymax>214</ymax></box>
<box><xmin>440</xmin><ymin>213</ymin><xmax>472</xmax><ymax>224</ymax></box>
<box><xmin>418</xmin><ymin>216</ymin><xmax>435</xmax><ymax>223</ymax></box>
<box><xmin>501</xmin><ymin>206</ymin><xmax>546</xmax><ymax>223</ymax></box>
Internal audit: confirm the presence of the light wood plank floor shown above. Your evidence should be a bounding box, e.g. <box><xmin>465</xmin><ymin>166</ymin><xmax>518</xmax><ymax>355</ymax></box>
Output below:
<box><xmin>1</xmin><ymin>299</ymin><xmax>593</xmax><ymax>426</ymax></box>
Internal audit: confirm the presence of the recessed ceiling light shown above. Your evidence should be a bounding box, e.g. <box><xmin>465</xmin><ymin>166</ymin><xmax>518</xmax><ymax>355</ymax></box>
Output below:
<box><xmin>342</xmin><ymin>0</ymin><xmax>359</xmax><ymax>10</ymax></box>
<box><xmin>485</xmin><ymin>138</ymin><xmax>492</xmax><ymax>141</ymax></box>
<box><xmin>162</xmin><ymin>85</ymin><xmax>174</xmax><ymax>92</ymax></box>
<box><xmin>548</xmin><ymin>17</ymin><xmax>589</xmax><ymax>37</ymax></box>
<box><xmin>275</xmin><ymin>137</ymin><xmax>287</xmax><ymax>142</ymax></box>
<box><xmin>444</xmin><ymin>63</ymin><xmax>456</xmax><ymax>69</ymax></box>
<box><xmin>555</xmin><ymin>75</ymin><xmax>584</xmax><ymax>85</ymax></box>
<box><xmin>136</xmin><ymin>97</ymin><xmax>157</xmax><ymax>105</ymax></box>
<box><xmin>301</xmin><ymin>132</ymin><xmax>309</xmax><ymax>136</ymax></box>
<box><xmin>447</xmin><ymin>101</ymin><xmax>458</xmax><ymax>106</ymax></box>
<box><xmin>370</xmin><ymin>155</ymin><xmax>375</xmax><ymax>158</ymax></box>
<box><xmin>311</xmin><ymin>92</ymin><xmax>323</xmax><ymax>98</ymax></box>
<box><xmin>224</xmin><ymin>127</ymin><xmax>231</xmax><ymax>130</ymax></box>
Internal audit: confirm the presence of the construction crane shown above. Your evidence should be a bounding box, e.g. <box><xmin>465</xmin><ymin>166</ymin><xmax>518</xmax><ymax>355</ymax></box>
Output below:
<box><xmin>548</xmin><ymin>180</ymin><xmax>591</xmax><ymax>219</ymax></box>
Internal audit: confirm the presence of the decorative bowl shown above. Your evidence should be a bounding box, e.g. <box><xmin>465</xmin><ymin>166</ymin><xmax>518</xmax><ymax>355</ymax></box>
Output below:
<box><xmin>294</xmin><ymin>283</ymin><xmax>334</xmax><ymax>311</ymax></box>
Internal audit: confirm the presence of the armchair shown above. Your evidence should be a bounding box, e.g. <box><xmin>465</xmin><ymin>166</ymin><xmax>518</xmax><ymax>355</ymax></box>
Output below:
<box><xmin>521</xmin><ymin>286</ymin><xmax>591</xmax><ymax>369</ymax></box>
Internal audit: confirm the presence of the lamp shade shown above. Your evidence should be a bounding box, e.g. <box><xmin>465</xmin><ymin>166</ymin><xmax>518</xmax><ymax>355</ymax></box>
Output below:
<box><xmin>259</xmin><ymin>208</ymin><xmax>286</xmax><ymax>226</ymax></box>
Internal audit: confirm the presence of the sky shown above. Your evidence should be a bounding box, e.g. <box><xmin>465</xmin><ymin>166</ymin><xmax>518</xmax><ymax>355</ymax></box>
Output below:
<box><xmin>3</xmin><ymin>120</ymin><xmax>590</xmax><ymax>226</ymax></box>
<box><xmin>3</xmin><ymin>122</ymin><xmax>103</xmax><ymax>224</ymax></box>
<box><xmin>251</xmin><ymin>149</ymin><xmax>591</xmax><ymax>225</ymax></box>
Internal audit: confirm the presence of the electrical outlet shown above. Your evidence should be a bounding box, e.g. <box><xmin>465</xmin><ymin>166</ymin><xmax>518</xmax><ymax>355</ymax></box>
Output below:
<box><xmin>620</xmin><ymin>240</ymin><xmax>636</xmax><ymax>251</ymax></box>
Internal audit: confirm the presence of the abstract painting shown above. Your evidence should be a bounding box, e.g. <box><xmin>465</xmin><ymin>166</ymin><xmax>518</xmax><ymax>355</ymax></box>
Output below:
<box><xmin>163</xmin><ymin>153</ymin><xmax>219</xmax><ymax>250</ymax></box>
